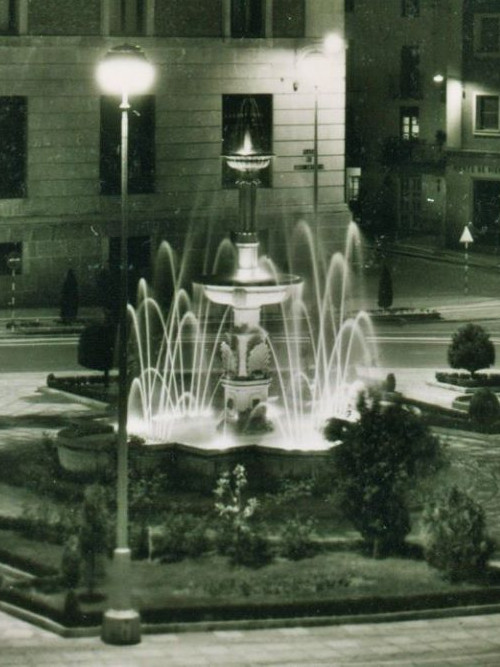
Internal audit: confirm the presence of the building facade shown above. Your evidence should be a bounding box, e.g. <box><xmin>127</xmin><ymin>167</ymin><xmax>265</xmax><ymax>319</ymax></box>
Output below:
<box><xmin>345</xmin><ymin>0</ymin><xmax>453</xmax><ymax>244</ymax></box>
<box><xmin>0</xmin><ymin>0</ymin><xmax>348</xmax><ymax>307</ymax></box>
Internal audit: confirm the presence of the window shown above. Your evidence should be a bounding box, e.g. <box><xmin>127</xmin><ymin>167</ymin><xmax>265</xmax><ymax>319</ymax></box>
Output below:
<box><xmin>400</xmin><ymin>106</ymin><xmax>420</xmax><ymax>139</ymax></box>
<box><xmin>0</xmin><ymin>97</ymin><xmax>26</xmax><ymax>198</ymax></box>
<box><xmin>402</xmin><ymin>0</ymin><xmax>419</xmax><ymax>18</ymax></box>
<box><xmin>475</xmin><ymin>95</ymin><xmax>500</xmax><ymax>132</ymax></box>
<box><xmin>231</xmin><ymin>0</ymin><xmax>264</xmax><ymax>37</ymax></box>
<box><xmin>400</xmin><ymin>46</ymin><xmax>421</xmax><ymax>98</ymax></box>
<box><xmin>100</xmin><ymin>95</ymin><xmax>155</xmax><ymax>195</ymax></box>
<box><xmin>0</xmin><ymin>0</ymin><xmax>16</xmax><ymax>34</ymax></box>
<box><xmin>0</xmin><ymin>243</ymin><xmax>22</xmax><ymax>276</ymax></box>
<box><xmin>110</xmin><ymin>0</ymin><xmax>145</xmax><ymax>35</ymax></box>
<box><xmin>222</xmin><ymin>94</ymin><xmax>273</xmax><ymax>188</ymax></box>
<box><xmin>475</xmin><ymin>15</ymin><xmax>500</xmax><ymax>54</ymax></box>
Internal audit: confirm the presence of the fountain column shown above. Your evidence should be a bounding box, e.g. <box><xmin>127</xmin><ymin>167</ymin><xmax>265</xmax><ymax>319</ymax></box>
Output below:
<box><xmin>197</xmin><ymin>123</ymin><xmax>302</xmax><ymax>434</ymax></box>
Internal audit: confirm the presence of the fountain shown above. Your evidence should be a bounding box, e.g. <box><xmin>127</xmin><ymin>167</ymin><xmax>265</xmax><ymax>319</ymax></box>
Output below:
<box><xmin>57</xmin><ymin>97</ymin><xmax>378</xmax><ymax>488</ymax></box>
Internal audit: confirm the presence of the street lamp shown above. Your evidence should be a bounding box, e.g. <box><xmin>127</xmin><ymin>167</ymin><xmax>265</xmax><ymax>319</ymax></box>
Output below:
<box><xmin>96</xmin><ymin>43</ymin><xmax>155</xmax><ymax>646</ymax></box>
<box><xmin>296</xmin><ymin>34</ymin><xmax>342</xmax><ymax>224</ymax></box>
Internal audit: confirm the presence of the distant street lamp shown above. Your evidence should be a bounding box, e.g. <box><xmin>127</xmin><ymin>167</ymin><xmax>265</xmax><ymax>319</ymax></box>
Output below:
<box><xmin>297</xmin><ymin>34</ymin><xmax>342</xmax><ymax>224</ymax></box>
<box><xmin>96</xmin><ymin>43</ymin><xmax>155</xmax><ymax>646</ymax></box>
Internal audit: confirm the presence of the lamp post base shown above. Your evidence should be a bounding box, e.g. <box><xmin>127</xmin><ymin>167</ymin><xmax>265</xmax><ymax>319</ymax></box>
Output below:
<box><xmin>101</xmin><ymin>608</ymin><xmax>141</xmax><ymax>645</ymax></box>
<box><xmin>101</xmin><ymin>547</ymin><xmax>141</xmax><ymax>645</ymax></box>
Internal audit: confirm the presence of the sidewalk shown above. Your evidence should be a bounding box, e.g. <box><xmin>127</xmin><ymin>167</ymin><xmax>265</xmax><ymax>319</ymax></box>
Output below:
<box><xmin>2</xmin><ymin>606</ymin><xmax>500</xmax><ymax>665</ymax></box>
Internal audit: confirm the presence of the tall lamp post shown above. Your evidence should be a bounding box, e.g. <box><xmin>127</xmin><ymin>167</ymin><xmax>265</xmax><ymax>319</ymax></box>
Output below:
<box><xmin>96</xmin><ymin>44</ymin><xmax>155</xmax><ymax>646</ymax></box>
<box><xmin>297</xmin><ymin>34</ymin><xmax>343</xmax><ymax>226</ymax></box>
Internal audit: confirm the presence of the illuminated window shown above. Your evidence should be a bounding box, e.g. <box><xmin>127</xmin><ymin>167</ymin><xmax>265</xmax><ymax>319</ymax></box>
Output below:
<box><xmin>100</xmin><ymin>95</ymin><xmax>155</xmax><ymax>195</ymax></box>
<box><xmin>400</xmin><ymin>46</ymin><xmax>421</xmax><ymax>98</ymax></box>
<box><xmin>475</xmin><ymin>15</ymin><xmax>500</xmax><ymax>53</ymax></box>
<box><xmin>222</xmin><ymin>94</ymin><xmax>272</xmax><ymax>188</ymax></box>
<box><xmin>231</xmin><ymin>0</ymin><xmax>264</xmax><ymax>37</ymax></box>
<box><xmin>400</xmin><ymin>106</ymin><xmax>420</xmax><ymax>140</ymax></box>
<box><xmin>402</xmin><ymin>0</ymin><xmax>419</xmax><ymax>18</ymax></box>
<box><xmin>476</xmin><ymin>95</ymin><xmax>500</xmax><ymax>132</ymax></box>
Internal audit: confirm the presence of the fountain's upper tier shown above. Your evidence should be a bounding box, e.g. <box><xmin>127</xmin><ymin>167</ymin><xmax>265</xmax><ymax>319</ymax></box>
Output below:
<box><xmin>195</xmin><ymin>233</ymin><xmax>302</xmax><ymax>328</ymax></box>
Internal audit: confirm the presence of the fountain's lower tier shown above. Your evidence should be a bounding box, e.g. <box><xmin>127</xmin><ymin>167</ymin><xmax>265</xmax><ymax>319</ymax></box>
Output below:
<box><xmin>56</xmin><ymin>416</ymin><xmax>339</xmax><ymax>491</ymax></box>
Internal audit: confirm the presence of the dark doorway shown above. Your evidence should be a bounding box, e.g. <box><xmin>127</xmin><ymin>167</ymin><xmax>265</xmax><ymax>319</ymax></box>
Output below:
<box><xmin>109</xmin><ymin>235</ymin><xmax>151</xmax><ymax>305</ymax></box>
<box><xmin>473</xmin><ymin>180</ymin><xmax>500</xmax><ymax>247</ymax></box>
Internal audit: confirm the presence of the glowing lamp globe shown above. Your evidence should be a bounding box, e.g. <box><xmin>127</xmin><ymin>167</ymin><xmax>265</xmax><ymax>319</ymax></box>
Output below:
<box><xmin>96</xmin><ymin>44</ymin><xmax>155</xmax><ymax>96</ymax></box>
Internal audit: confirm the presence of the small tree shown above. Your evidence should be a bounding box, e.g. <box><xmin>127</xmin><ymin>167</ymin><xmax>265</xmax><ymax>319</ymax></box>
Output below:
<box><xmin>329</xmin><ymin>391</ymin><xmax>444</xmax><ymax>557</ymax></box>
<box><xmin>79</xmin><ymin>485</ymin><xmax>109</xmax><ymax>597</ymax></box>
<box><xmin>377</xmin><ymin>263</ymin><xmax>393</xmax><ymax>310</ymax></box>
<box><xmin>448</xmin><ymin>323</ymin><xmax>495</xmax><ymax>378</ymax></box>
<box><xmin>60</xmin><ymin>268</ymin><xmax>79</xmax><ymax>324</ymax></box>
<box><xmin>214</xmin><ymin>464</ymin><xmax>272</xmax><ymax>567</ymax></box>
<box><xmin>422</xmin><ymin>486</ymin><xmax>494</xmax><ymax>581</ymax></box>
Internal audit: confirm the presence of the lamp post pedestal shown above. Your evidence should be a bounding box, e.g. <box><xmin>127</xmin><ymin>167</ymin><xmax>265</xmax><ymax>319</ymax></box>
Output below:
<box><xmin>101</xmin><ymin>548</ymin><xmax>141</xmax><ymax>645</ymax></box>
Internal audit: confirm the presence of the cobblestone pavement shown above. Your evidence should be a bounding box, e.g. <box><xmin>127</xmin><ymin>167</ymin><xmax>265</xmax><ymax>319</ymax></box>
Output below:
<box><xmin>2</xmin><ymin>608</ymin><xmax>500</xmax><ymax>666</ymax></box>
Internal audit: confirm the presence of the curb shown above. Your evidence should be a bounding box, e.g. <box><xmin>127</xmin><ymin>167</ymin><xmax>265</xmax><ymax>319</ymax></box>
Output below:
<box><xmin>4</xmin><ymin>597</ymin><xmax>500</xmax><ymax>639</ymax></box>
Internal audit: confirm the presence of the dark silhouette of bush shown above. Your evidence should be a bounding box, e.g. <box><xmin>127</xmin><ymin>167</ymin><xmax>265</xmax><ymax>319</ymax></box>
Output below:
<box><xmin>422</xmin><ymin>486</ymin><xmax>494</xmax><ymax>581</ymax></box>
<box><xmin>78</xmin><ymin>323</ymin><xmax>115</xmax><ymax>387</ymax></box>
<box><xmin>469</xmin><ymin>387</ymin><xmax>500</xmax><ymax>427</ymax></box>
<box><xmin>329</xmin><ymin>391</ymin><xmax>444</xmax><ymax>557</ymax></box>
<box><xmin>60</xmin><ymin>269</ymin><xmax>79</xmax><ymax>324</ymax></box>
<box><xmin>448</xmin><ymin>323</ymin><xmax>495</xmax><ymax>378</ymax></box>
<box><xmin>377</xmin><ymin>263</ymin><xmax>393</xmax><ymax>310</ymax></box>
<box><xmin>383</xmin><ymin>372</ymin><xmax>396</xmax><ymax>393</ymax></box>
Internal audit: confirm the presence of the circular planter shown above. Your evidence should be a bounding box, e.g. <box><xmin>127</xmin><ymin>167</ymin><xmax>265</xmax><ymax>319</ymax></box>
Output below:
<box><xmin>57</xmin><ymin>423</ymin><xmax>116</xmax><ymax>475</ymax></box>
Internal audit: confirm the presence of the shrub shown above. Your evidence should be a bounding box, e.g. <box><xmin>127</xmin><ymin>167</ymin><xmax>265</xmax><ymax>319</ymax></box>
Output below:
<box><xmin>469</xmin><ymin>387</ymin><xmax>500</xmax><ymax>428</ymax></box>
<box><xmin>153</xmin><ymin>514</ymin><xmax>209</xmax><ymax>562</ymax></box>
<box><xmin>61</xmin><ymin>535</ymin><xmax>81</xmax><ymax>589</ymax></box>
<box><xmin>383</xmin><ymin>372</ymin><xmax>396</xmax><ymax>393</ymax></box>
<box><xmin>422</xmin><ymin>486</ymin><xmax>495</xmax><ymax>581</ymax></box>
<box><xmin>60</xmin><ymin>268</ymin><xmax>79</xmax><ymax>324</ymax></box>
<box><xmin>63</xmin><ymin>589</ymin><xmax>81</xmax><ymax>625</ymax></box>
<box><xmin>79</xmin><ymin>485</ymin><xmax>110</xmax><ymax>595</ymax></box>
<box><xmin>279</xmin><ymin>517</ymin><xmax>319</xmax><ymax>561</ymax></box>
<box><xmin>330</xmin><ymin>391</ymin><xmax>445</xmax><ymax>557</ymax></box>
<box><xmin>214</xmin><ymin>465</ymin><xmax>272</xmax><ymax>567</ymax></box>
<box><xmin>78</xmin><ymin>324</ymin><xmax>116</xmax><ymax>387</ymax></box>
<box><xmin>448</xmin><ymin>323</ymin><xmax>495</xmax><ymax>378</ymax></box>
<box><xmin>377</xmin><ymin>263</ymin><xmax>393</xmax><ymax>310</ymax></box>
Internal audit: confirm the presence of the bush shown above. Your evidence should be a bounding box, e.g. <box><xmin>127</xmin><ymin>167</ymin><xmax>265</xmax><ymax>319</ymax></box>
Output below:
<box><xmin>469</xmin><ymin>388</ymin><xmax>500</xmax><ymax>427</ymax></box>
<box><xmin>377</xmin><ymin>263</ymin><xmax>393</xmax><ymax>310</ymax></box>
<box><xmin>330</xmin><ymin>391</ymin><xmax>445</xmax><ymax>557</ymax></box>
<box><xmin>78</xmin><ymin>324</ymin><xmax>116</xmax><ymax>387</ymax></box>
<box><xmin>279</xmin><ymin>517</ymin><xmax>319</xmax><ymax>561</ymax></box>
<box><xmin>79</xmin><ymin>485</ymin><xmax>110</xmax><ymax>595</ymax></box>
<box><xmin>383</xmin><ymin>372</ymin><xmax>396</xmax><ymax>393</ymax></box>
<box><xmin>422</xmin><ymin>486</ymin><xmax>495</xmax><ymax>582</ymax></box>
<box><xmin>448</xmin><ymin>323</ymin><xmax>495</xmax><ymax>378</ymax></box>
<box><xmin>153</xmin><ymin>514</ymin><xmax>209</xmax><ymax>562</ymax></box>
<box><xmin>60</xmin><ymin>268</ymin><xmax>79</xmax><ymax>324</ymax></box>
<box><xmin>61</xmin><ymin>535</ymin><xmax>81</xmax><ymax>589</ymax></box>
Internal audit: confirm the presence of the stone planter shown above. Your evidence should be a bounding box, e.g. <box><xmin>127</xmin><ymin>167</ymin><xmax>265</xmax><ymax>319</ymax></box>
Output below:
<box><xmin>57</xmin><ymin>423</ymin><xmax>116</xmax><ymax>475</ymax></box>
